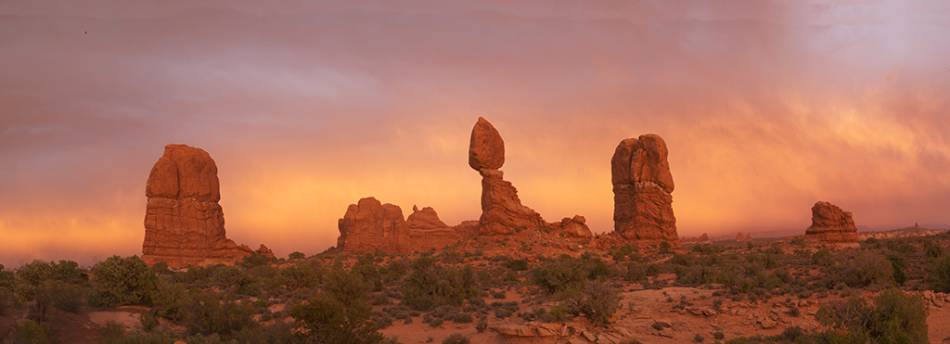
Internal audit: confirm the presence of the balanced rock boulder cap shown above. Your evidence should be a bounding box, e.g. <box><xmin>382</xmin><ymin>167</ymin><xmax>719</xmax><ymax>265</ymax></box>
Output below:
<box><xmin>469</xmin><ymin>117</ymin><xmax>505</xmax><ymax>171</ymax></box>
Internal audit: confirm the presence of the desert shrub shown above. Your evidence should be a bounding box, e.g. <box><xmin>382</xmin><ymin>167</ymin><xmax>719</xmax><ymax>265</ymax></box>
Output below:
<box><xmin>353</xmin><ymin>256</ymin><xmax>384</xmax><ymax>292</ymax></box>
<box><xmin>17</xmin><ymin>260</ymin><xmax>86</xmax><ymax>287</ymax></box>
<box><xmin>40</xmin><ymin>280</ymin><xmax>84</xmax><ymax>313</ymax></box>
<box><xmin>625</xmin><ymin>262</ymin><xmax>647</xmax><ymax>282</ymax></box>
<box><xmin>924</xmin><ymin>240</ymin><xmax>943</xmax><ymax>258</ymax></box>
<box><xmin>289</xmin><ymin>251</ymin><xmax>306</xmax><ymax>260</ymax></box>
<box><xmin>609</xmin><ymin>244</ymin><xmax>639</xmax><ymax>262</ymax></box>
<box><xmin>887</xmin><ymin>255</ymin><xmax>907</xmax><ymax>286</ymax></box>
<box><xmin>89</xmin><ymin>256</ymin><xmax>157</xmax><ymax>307</ymax></box>
<box><xmin>99</xmin><ymin>321</ymin><xmax>127</xmax><ymax>342</ymax></box>
<box><xmin>401</xmin><ymin>256</ymin><xmax>480</xmax><ymax>311</ymax></box>
<box><xmin>932</xmin><ymin>255</ymin><xmax>950</xmax><ymax>292</ymax></box>
<box><xmin>837</xmin><ymin>251</ymin><xmax>894</xmax><ymax>288</ymax></box>
<box><xmin>811</xmin><ymin>249</ymin><xmax>834</xmax><ymax>267</ymax></box>
<box><xmin>140</xmin><ymin>311</ymin><xmax>159</xmax><ymax>332</ymax></box>
<box><xmin>102</xmin><ymin>331</ymin><xmax>175</xmax><ymax>344</ymax></box>
<box><xmin>182</xmin><ymin>291</ymin><xmax>255</xmax><ymax>337</ymax></box>
<box><xmin>241</xmin><ymin>253</ymin><xmax>273</xmax><ymax>268</ymax></box>
<box><xmin>12</xmin><ymin>319</ymin><xmax>51</xmax><ymax>344</ymax></box>
<box><xmin>291</xmin><ymin>267</ymin><xmax>384</xmax><ymax>344</ymax></box>
<box><xmin>531</xmin><ymin>254</ymin><xmax>610</xmax><ymax>294</ymax></box>
<box><xmin>279</xmin><ymin>262</ymin><xmax>321</xmax><ymax>292</ymax></box>
<box><xmin>229</xmin><ymin>322</ymin><xmax>298</xmax><ymax>344</ymax></box>
<box><xmin>816</xmin><ymin>288</ymin><xmax>928</xmax><ymax>344</ymax></box>
<box><xmin>442</xmin><ymin>334</ymin><xmax>470</xmax><ymax>344</ymax></box>
<box><xmin>503</xmin><ymin>258</ymin><xmax>529</xmax><ymax>271</ymax></box>
<box><xmin>150</xmin><ymin>280</ymin><xmax>188</xmax><ymax>321</ymax></box>
<box><xmin>560</xmin><ymin>280</ymin><xmax>619</xmax><ymax>327</ymax></box>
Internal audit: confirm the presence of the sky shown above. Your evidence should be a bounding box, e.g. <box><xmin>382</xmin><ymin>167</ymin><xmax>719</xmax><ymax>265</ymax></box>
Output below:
<box><xmin>1</xmin><ymin>1</ymin><xmax>949</xmax><ymax>266</ymax></box>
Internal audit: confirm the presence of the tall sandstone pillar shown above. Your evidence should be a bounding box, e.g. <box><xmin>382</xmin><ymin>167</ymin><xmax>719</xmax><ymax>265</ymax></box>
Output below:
<box><xmin>611</xmin><ymin>134</ymin><xmax>678</xmax><ymax>241</ymax></box>
<box><xmin>142</xmin><ymin>144</ymin><xmax>262</xmax><ymax>268</ymax></box>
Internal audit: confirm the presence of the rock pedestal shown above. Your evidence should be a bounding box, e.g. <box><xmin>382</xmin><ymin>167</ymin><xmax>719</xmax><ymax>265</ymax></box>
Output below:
<box><xmin>142</xmin><ymin>144</ymin><xmax>267</xmax><ymax>268</ymax></box>
<box><xmin>805</xmin><ymin>201</ymin><xmax>859</xmax><ymax>242</ymax></box>
<box><xmin>611</xmin><ymin>135</ymin><xmax>678</xmax><ymax>241</ymax></box>
<box><xmin>470</xmin><ymin>117</ymin><xmax>546</xmax><ymax>234</ymax></box>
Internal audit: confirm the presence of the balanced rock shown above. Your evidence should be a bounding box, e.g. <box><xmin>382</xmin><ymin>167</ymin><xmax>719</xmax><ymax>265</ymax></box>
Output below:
<box><xmin>337</xmin><ymin>197</ymin><xmax>410</xmax><ymax>254</ymax></box>
<box><xmin>805</xmin><ymin>201</ymin><xmax>858</xmax><ymax>242</ymax></box>
<box><xmin>142</xmin><ymin>144</ymin><xmax>258</xmax><ymax>268</ymax></box>
<box><xmin>469</xmin><ymin>118</ymin><xmax>545</xmax><ymax>234</ymax></box>
<box><xmin>469</xmin><ymin>117</ymin><xmax>505</xmax><ymax>170</ymax></box>
<box><xmin>611</xmin><ymin>134</ymin><xmax>678</xmax><ymax>241</ymax></box>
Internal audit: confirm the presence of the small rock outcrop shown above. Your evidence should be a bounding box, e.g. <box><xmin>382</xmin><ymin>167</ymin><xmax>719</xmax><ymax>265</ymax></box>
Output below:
<box><xmin>470</xmin><ymin>117</ymin><xmax>546</xmax><ymax>234</ymax></box>
<box><xmin>611</xmin><ymin>134</ymin><xmax>678</xmax><ymax>241</ymax></box>
<box><xmin>337</xmin><ymin>200</ymin><xmax>463</xmax><ymax>253</ymax></box>
<box><xmin>142</xmin><ymin>144</ymin><xmax>264</xmax><ymax>268</ymax></box>
<box><xmin>337</xmin><ymin>197</ymin><xmax>410</xmax><ymax>254</ymax></box>
<box><xmin>805</xmin><ymin>201</ymin><xmax>859</xmax><ymax>242</ymax></box>
<box><xmin>558</xmin><ymin>215</ymin><xmax>593</xmax><ymax>239</ymax></box>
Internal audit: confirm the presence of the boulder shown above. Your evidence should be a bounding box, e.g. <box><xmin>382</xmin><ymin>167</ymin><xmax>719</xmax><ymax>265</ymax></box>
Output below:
<box><xmin>611</xmin><ymin>134</ymin><xmax>678</xmax><ymax>241</ymax></box>
<box><xmin>469</xmin><ymin>116</ymin><xmax>505</xmax><ymax>170</ymax></box>
<box><xmin>805</xmin><ymin>201</ymin><xmax>859</xmax><ymax>242</ymax></box>
<box><xmin>558</xmin><ymin>215</ymin><xmax>593</xmax><ymax>239</ymax></box>
<box><xmin>142</xmin><ymin>144</ymin><xmax>260</xmax><ymax>268</ymax></box>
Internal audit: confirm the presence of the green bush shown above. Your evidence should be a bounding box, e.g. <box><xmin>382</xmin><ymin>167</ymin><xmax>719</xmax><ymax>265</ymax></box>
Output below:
<box><xmin>531</xmin><ymin>254</ymin><xmax>610</xmax><ymax>294</ymax></box>
<box><xmin>838</xmin><ymin>251</ymin><xmax>894</xmax><ymax>288</ymax></box>
<box><xmin>182</xmin><ymin>292</ymin><xmax>255</xmax><ymax>337</ymax></box>
<box><xmin>401</xmin><ymin>256</ymin><xmax>480</xmax><ymax>311</ymax></box>
<box><xmin>561</xmin><ymin>280</ymin><xmax>619</xmax><ymax>326</ymax></box>
<box><xmin>291</xmin><ymin>267</ymin><xmax>385</xmax><ymax>344</ymax></box>
<box><xmin>816</xmin><ymin>289</ymin><xmax>928</xmax><ymax>344</ymax></box>
<box><xmin>150</xmin><ymin>280</ymin><xmax>188</xmax><ymax>321</ymax></box>
<box><xmin>40</xmin><ymin>280</ymin><xmax>85</xmax><ymax>313</ymax></box>
<box><xmin>933</xmin><ymin>255</ymin><xmax>950</xmax><ymax>292</ymax></box>
<box><xmin>89</xmin><ymin>256</ymin><xmax>157</xmax><ymax>307</ymax></box>
<box><xmin>288</xmin><ymin>251</ymin><xmax>307</xmax><ymax>260</ymax></box>
<box><xmin>442</xmin><ymin>334</ymin><xmax>470</xmax><ymax>344</ymax></box>
<box><xmin>12</xmin><ymin>319</ymin><xmax>51</xmax><ymax>344</ymax></box>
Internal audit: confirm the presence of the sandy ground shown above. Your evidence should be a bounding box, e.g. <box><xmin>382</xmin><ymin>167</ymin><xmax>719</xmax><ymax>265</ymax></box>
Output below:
<box><xmin>929</xmin><ymin>305</ymin><xmax>950</xmax><ymax>344</ymax></box>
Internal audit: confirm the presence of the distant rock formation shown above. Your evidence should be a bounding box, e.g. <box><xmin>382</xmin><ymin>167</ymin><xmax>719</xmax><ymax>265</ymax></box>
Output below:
<box><xmin>557</xmin><ymin>215</ymin><xmax>593</xmax><ymax>239</ymax></box>
<box><xmin>735</xmin><ymin>232</ymin><xmax>752</xmax><ymax>242</ymax></box>
<box><xmin>805</xmin><ymin>201</ymin><xmax>859</xmax><ymax>242</ymax></box>
<box><xmin>469</xmin><ymin>117</ymin><xmax>546</xmax><ymax>234</ymax></box>
<box><xmin>611</xmin><ymin>134</ymin><xmax>678</xmax><ymax>241</ymax></box>
<box><xmin>337</xmin><ymin>197</ymin><xmax>411</xmax><ymax>254</ymax></box>
<box><xmin>335</xmin><ymin>117</ymin><xmax>595</xmax><ymax>254</ymax></box>
<box><xmin>337</xmin><ymin>199</ymin><xmax>463</xmax><ymax>254</ymax></box>
<box><xmin>142</xmin><ymin>144</ymin><xmax>271</xmax><ymax>268</ymax></box>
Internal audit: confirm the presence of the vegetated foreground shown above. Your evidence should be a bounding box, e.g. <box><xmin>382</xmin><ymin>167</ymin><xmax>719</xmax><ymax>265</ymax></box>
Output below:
<box><xmin>1</xmin><ymin>232</ymin><xmax>950</xmax><ymax>343</ymax></box>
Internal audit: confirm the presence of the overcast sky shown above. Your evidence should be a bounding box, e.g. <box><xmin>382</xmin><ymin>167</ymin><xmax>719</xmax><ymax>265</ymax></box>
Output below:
<box><xmin>1</xmin><ymin>0</ymin><xmax>949</xmax><ymax>265</ymax></box>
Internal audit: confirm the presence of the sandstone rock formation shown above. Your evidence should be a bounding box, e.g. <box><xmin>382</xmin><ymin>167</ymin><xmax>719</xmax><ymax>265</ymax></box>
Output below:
<box><xmin>337</xmin><ymin>199</ymin><xmax>465</xmax><ymax>254</ymax></box>
<box><xmin>337</xmin><ymin>197</ymin><xmax>411</xmax><ymax>254</ymax></box>
<box><xmin>558</xmin><ymin>215</ymin><xmax>593</xmax><ymax>239</ymax></box>
<box><xmin>611</xmin><ymin>134</ymin><xmax>678</xmax><ymax>241</ymax></box>
<box><xmin>805</xmin><ymin>201</ymin><xmax>859</xmax><ymax>242</ymax></box>
<box><xmin>406</xmin><ymin>205</ymin><xmax>448</xmax><ymax>229</ymax></box>
<box><xmin>470</xmin><ymin>117</ymin><xmax>546</xmax><ymax>234</ymax></box>
<box><xmin>142</xmin><ymin>144</ymin><xmax>266</xmax><ymax>268</ymax></box>
<box><xmin>735</xmin><ymin>232</ymin><xmax>752</xmax><ymax>242</ymax></box>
